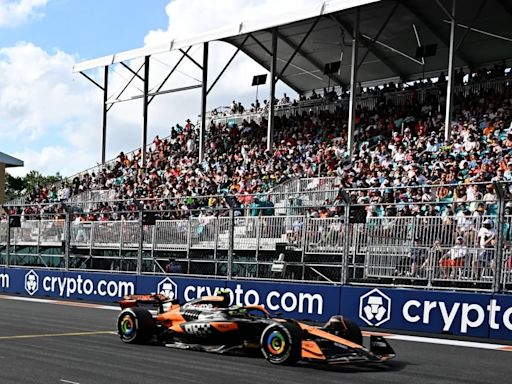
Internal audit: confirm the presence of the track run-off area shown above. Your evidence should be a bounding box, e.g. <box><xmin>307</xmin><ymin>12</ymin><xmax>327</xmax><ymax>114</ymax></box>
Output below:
<box><xmin>0</xmin><ymin>295</ymin><xmax>510</xmax><ymax>384</ymax></box>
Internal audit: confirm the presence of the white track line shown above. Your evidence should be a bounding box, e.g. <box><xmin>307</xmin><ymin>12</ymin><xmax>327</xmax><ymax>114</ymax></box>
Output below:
<box><xmin>1</xmin><ymin>294</ymin><xmax>511</xmax><ymax>351</ymax></box>
<box><xmin>380</xmin><ymin>333</ymin><xmax>512</xmax><ymax>351</ymax></box>
<box><xmin>0</xmin><ymin>294</ymin><xmax>118</xmax><ymax>310</ymax></box>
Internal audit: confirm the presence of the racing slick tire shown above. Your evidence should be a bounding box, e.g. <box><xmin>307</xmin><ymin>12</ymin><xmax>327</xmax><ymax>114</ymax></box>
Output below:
<box><xmin>260</xmin><ymin>322</ymin><xmax>302</xmax><ymax>365</ymax></box>
<box><xmin>323</xmin><ymin>316</ymin><xmax>363</xmax><ymax>345</ymax></box>
<box><xmin>117</xmin><ymin>307</ymin><xmax>156</xmax><ymax>344</ymax></box>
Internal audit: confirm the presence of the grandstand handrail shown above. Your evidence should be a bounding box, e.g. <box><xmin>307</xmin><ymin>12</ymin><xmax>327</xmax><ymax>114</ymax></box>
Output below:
<box><xmin>217</xmin><ymin>76</ymin><xmax>510</xmax><ymax>120</ymax></box>
<box><xmin>3</xmin><ymin>180</ymin><xmax>508</xmax><ymax>211</ymax></box>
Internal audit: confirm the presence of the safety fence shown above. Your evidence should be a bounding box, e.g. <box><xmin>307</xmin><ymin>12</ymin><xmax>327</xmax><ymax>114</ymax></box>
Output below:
<box><xmin>2</xmin><ymin>205</ymin><xmax>512</xmax><ymax>292</ymax></box>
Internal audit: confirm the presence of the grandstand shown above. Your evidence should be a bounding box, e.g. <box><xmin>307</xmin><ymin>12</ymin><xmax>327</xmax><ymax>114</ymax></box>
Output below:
<box><xmin>0</xmin><ymin>152</ymin><xmax>23</xmax><ymax>205</ymax></box>
<box><xmin>1</xmin><ymin>0</ymin><xmax>512</xmax><ymax>293</ymax></box>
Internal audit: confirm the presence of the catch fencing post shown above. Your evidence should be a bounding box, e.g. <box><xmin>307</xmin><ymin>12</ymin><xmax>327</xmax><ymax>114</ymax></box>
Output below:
<box><xmin>493</xmin><ymin>182</ymin><xmax>506</xmax><ymax>292</ymax></box>
<box><xmin>137</xmin><ymin>209</ymin><xmax>144</xmax><ymax>275</ymax></box>
<box><xmin>5</xmin><ymin>214</ymin><xmax>10</xmax><ymax>267</ymax></box>
<box><xmin>64</xmin><ymin>210</ymin><xmax>71</xmax><ymax>271</ymax></box>
<box><xmin>227</xmin><ymin>208</ymin><xmax>235</xmax><ymax>280</ymax></box>
<box><xmin>340</xmin><ymin>190</ymin><xmax>351</xmax><ymax>284</ymax></box>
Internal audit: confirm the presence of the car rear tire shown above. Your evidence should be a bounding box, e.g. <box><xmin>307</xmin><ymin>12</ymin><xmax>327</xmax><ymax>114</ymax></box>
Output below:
<box><xmin>324</xmin><ymin>316</ymin><xmax>363</xmax><ymax>345</ymax></box>
<box><xmin>260</xmin><ymin>322</ymin><xmax>302</xmax><ymax>365</ymax></box>
<box><xmin>117</xmin><ymin>308</ymin><xmax>156</xmax><ymax>344</ymax></box>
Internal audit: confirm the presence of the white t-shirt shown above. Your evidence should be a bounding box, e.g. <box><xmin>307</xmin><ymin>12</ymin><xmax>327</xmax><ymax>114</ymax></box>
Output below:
<box><xmin>449</xmin><ymin>245</ymin><xmax>467</xmax><ymax>260</ymax></box>
<box><xmin>478</xmin><ymin>227</ymin><xmax>495</xmax><ymax>248</ymax></box>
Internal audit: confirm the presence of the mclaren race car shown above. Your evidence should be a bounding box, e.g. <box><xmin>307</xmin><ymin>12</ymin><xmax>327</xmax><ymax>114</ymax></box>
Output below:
<box><xmin>116</xmin><ymin>292</ymin><xmax>395</xmax><ymax>366</ymax></box>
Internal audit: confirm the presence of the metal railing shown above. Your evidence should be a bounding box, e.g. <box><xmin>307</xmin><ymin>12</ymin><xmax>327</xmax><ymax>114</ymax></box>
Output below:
<box><xmin>266</xmin><ymin>78</ymin><xmax>510</xmax><ymax>118</ymax></box>
<box><xmin>1</xmin><ymin>203</ymin><xmax>510</xmax><ymax>291</ymax></box>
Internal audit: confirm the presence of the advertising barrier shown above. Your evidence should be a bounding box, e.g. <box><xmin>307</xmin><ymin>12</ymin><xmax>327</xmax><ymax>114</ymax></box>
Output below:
<box><xmin>225</xmin><ymin>280</ymin><xmax>339</xmax><ymax>322</ymax></box>
<box><xmin>0</xmin><ymin>267</ymin><xmax>8</xmax><ymax>293</ymax></box>
<box><xmin>340</xmin><ymin>286</ymin><xmax>512</xmax><ymax>340</ymax></box>
<box><xmin>1</xmin><ymin>267</ymin><xmax>512</xmax><ymax>339</ymax></box>
<box><xmin>487</xmin><ymin>294</ymin><xmax>512</xmax><ymax>340</ymax></box>
<box><xmin>136</xmin><ymin>275</ymin><xmax>227</xmax><ymax>304</ymax></box>
<box><xmin>1</xmin><ymin>268</ymin><xmax>138</xmax><ymax>301</ymax></box>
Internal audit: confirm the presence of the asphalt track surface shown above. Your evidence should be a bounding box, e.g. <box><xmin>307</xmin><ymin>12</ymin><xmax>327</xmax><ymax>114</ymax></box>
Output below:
<box><xmin>0</xmin><ymin>297</ymin><xmax>510</xmax><ymax>384</ymax></box>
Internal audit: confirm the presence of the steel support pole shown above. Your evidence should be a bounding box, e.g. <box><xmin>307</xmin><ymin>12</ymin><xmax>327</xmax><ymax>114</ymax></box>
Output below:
<box><xmin>340</xmin><ymin>189</ymin><xmax>352</xmax><ymax>285</ymax></box>
<box><xmin>199</xmin><ymin>42</ymin><xmax>208</xmax><ymax>162</ymax></box>
<box><xmin>347</xmin><ymin>8</ymin><xmax>360</xmax><ymax>160</ymax></box>
<box><xmin>493</xmin><ymin>182</ymin><xmax>506</xmax><ymax>292</ymax></box>
<box><xmin>101</xmin><ymin>66</ymin><xmax>109</xmax><ymax>164</ymax></box>
<box><xmin>227</xmin><ymin>208</ymin><xmax>234</xmax><ymax>280</ymax></box>
<box><xmin>137</xmin><ymin>210</ymin><xmax>144</xmax><ymax>275</ymax></box>
<box><xmin>267</xmin><ymin>28</ymin><xmax>278</xmax><ymax>152</ymax></box>
<box><xmin>444</xmin><ymin>0</ymin><xmax>456</xmax><ymax>142</ymax></box>
<box><xmin>5</xmin><ymin>215</ymin><xmax>10</xmax><ymax>267</ymax></box>
<box><xmin>141</xmin><ymin>56</ymin><xmax>150</xmax><ymax>170</ymax></box>
<box><xmin>64</xmin><ymin>211</ymin><xmax>71</xmax><ymax>271</ymax></box>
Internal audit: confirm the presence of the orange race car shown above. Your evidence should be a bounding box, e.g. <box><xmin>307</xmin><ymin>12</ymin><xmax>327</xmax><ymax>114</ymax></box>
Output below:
<box><xmin>116</xmin><ymin>291</ymin><xmax>395</xmax><ymax>366</ymax></box>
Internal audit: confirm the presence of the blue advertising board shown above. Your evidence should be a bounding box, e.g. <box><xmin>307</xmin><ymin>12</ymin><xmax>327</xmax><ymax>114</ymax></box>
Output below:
<box><xmin>2</xmin><ymin>268</ymin><xmax>66</xmax><ymax>299</ymax></box>
<box><xmin>340</xmin><ymin>286</ymin><xmax>512</xmax><ymax>339</ymax></box>
<box><xmin>0</xmin><ymin>266</ymin><xmax>6</xmax><ymax>293</ymax></box>
<box><xmin>137</xmin><ymin>275</ymin><xmax>228</xmax><ymax>303</ymax></box>
<box><xmin>487</xmin><ymin>294</ymin><xmax>512</xmax><ymax>340</ymax></box>
<box><xmin>225</xmin><ymin>280</ymin><xmax>339</xmax><ymax>322</ymax></box>
<box><xmin>2</xmin><ymin>266</ymin><xmax>512</xmax><ymax>340</ymax></box>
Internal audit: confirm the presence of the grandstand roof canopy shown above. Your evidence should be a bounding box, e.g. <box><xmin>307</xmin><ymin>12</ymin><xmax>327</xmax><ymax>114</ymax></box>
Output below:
<box><xmin>74</xmin><ymin>0</ymin><xmax>512</xmax><ymax>92</ymax></box>
<box><xmin>0</xmin><ymin>152</ymin><xmax>23</xmax><ymax>168</ymax></box>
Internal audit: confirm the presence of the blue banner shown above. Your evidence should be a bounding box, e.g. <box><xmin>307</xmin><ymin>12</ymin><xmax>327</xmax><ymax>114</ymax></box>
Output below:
<box><xmin>340</xmin><ymin>286</ymin><xmax>512</xmax><ymax>338</ymax></box>
<box><xmin>2</xmin><ymin>266</ymin><xmax>512</xmax><ymax>340</ymax></box>
<box><xmin>0</xmin><ymin>267</ymin><xmax>6</xmax><ymax>293</ymax></box>
<box><xmin>488</xmin><ymin>294</ymin><xmax>512</xmax><ymax>340</ymax></box>
<box><xmin>225</xmin><ymin>280</ymin><xmax>339</xmax><ymax>322</ymax></box>
<box><xmin>137</xmin><ymin>275</ymin><xmax>227</xmax><ymax>303</ymax></box>
<box><xmin>3</xmin><ymin>268</ymin><xmax>66</xmax><ymax>298</ymax></box>
<box><xmin>62</xmin><ymin>271</ymin><xmax>138</xmax><ymax>302</ymax></box>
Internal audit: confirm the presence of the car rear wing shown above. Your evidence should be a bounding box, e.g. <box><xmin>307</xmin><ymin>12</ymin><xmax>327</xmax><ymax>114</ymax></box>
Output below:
<box><xmin>120</xmin><ymin>293</ymin><xmax>178</xmax><ymax>312</ymax></box>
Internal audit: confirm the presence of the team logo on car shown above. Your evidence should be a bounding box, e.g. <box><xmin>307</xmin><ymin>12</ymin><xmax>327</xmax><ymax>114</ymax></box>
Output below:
<box><xmin>157</xmin><ymin>277</ymin><xmax>177</xmax><ymax>300</ymax></box>
<box><xmin>25</xmin><ymin>270</ymin><xmax>39</xmax><ymax>296</ymax></box>
<box><xmin>359</xmin><ymin>288</ymin><xmax>391</xmax><ymax>327</ymax></box>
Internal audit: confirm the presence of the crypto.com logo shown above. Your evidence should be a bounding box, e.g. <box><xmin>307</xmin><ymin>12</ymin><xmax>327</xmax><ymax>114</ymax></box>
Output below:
<box><xmin>157</xmin><ymin>277</ymin><xmax>177</xmax><ymax>300</ymax></box>
<box><xmin>25</xmin><ymin>270</ymin><xmax>39</xmax><ymax>296</ymax></box>
<box><xmin>359</xmin><ymin>288</ymin><xmax>391</xmax><ymax>326</ymax></box>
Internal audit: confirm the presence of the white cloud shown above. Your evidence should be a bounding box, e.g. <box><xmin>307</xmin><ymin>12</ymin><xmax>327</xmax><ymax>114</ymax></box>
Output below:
<box><xmin>0</xmin><ymin>0</ymin><xmax>47</xmax><ymax>27</ymax></box>
<box><xmin>0</xmin><ymin>42</ymin><xmax>146</xmax><ymax>177</ymax></box>
<box><xmin>0</xmin><ymin>42</ymin><xmax>94</xmax><ymax>140</ymax></box>
<box><xmin>10</xmin><ymin>145</ymin><xmax>97</xmax><ymax>178</ymax></box>
<box><xmin>4</xmin><ymin>0</ymin><xmax>322</xmax><ymax>178</ymax></box>
<box><xmin>133</xmin><ymin>0</ymin><xmax>316</xmax><ymax>129</ymax></box>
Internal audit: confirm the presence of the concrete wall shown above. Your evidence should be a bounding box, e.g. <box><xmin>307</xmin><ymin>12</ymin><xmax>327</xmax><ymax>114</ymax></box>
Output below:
<box><xmin>0</xmin><ymin>162</ymin><xmax>5</xmax><ymax>205</ymax></box>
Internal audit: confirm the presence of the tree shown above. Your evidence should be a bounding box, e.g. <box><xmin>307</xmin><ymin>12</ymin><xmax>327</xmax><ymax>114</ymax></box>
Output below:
<box><xmin>4</xmin><ymin>171</ymin><xmax>63</xmax><ymax>202</ymax></box>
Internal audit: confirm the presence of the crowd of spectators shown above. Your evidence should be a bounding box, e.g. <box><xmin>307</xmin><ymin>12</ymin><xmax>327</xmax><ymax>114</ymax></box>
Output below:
<box><xmin>2</xmin><ymin>66</ymin><xmax>511</xmax><ymax>227</ymax></box>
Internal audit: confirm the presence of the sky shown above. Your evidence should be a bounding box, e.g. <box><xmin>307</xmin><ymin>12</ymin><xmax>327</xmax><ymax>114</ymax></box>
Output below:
<box><xmin>0</xmin><ymin>0</ymin><xmax>313</xmax><ymax>177</ymax></box>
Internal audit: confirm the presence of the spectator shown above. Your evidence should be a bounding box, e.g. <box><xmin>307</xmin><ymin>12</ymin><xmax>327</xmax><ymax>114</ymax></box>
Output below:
<box><xmin>439</xmin><ymin>236</ymin><xmax>467</xmax><ymax>279</ymax></box>
<box><xmin>409</xmin><ymin>238</ymin><xmax>427</xmax><ymax>277</ymax></box>
<box><xmin>472</xmin><ymin>219</ymin><xmax>496</xmax><ymax>279</ymax></box>
<box><xmin>165</xmin><ymin>258</ymin><xmax>182</xmax><ymax>273</ymax></box>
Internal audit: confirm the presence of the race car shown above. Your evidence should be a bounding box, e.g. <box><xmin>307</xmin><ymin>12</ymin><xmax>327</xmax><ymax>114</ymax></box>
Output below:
<box><xmin>116</xmin><ymin>291</ymin><xmax>395</xmax><ymax>366</ymax></box>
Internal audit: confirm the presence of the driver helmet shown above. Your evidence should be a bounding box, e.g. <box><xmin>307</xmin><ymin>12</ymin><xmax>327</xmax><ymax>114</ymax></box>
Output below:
<box><xmin>216</xmin><ymin>288</ymin><xmax>232</xmax><ymax>307</ymax></box>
